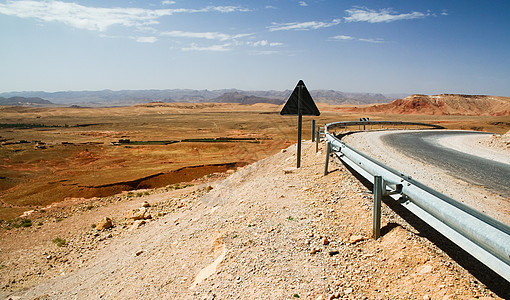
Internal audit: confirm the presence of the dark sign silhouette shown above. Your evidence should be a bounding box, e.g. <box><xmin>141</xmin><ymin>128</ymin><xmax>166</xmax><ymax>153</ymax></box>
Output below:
<box><xmin>280</xmin><ymin>80</ymin><xmax>320</xmax><ymax>168</ymax></box>
<box><xmin>280</xmin><ymin>80</ymin><xmax>320</xmax><ymax>116</ymax></box>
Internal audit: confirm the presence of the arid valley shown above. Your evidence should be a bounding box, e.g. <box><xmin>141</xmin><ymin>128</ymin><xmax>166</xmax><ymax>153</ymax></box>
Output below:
<box><xmin>1</xmin><ymin>94</ymin><xmax>509</xmax><ymax>299</ymax></box>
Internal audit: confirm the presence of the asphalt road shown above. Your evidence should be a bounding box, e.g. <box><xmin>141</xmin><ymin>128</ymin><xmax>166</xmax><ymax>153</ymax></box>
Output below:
<box><xmin>381</xmin><ymin>131</ymin><xmax>510</xmax><ymax>199</ymax></box>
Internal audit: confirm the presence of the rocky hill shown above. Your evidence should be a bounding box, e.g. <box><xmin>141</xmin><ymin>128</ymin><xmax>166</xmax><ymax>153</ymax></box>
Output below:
<box><xmin>350</xmin><ymin>94</ymin><xmax>510</xmax><ymax>116</ymax></box>
<box><xmin>0</xmin><ymin>96</ymin><xmax>53</xmax><ymax>106</ymax></box>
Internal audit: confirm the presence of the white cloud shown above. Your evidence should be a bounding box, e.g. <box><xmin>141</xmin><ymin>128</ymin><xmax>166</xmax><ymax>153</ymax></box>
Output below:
<box><xmin>134</xmin><ymin>36</ymin><xmax>158</xmax><ymax>43</ymax></box>
<box><xmin>268</xmin><ymin>19</ymin><xmax>341</xmax><ymax>31</ymax></box>
<box><xmin>358</xmin><ymin>38</ymin><xmax>384</xmax><ymax>43</ymax></box>
<box><xmin>252</xmin><ymin>40</ymin><xmax>268</xmax><ymax>46</ymax></box>
<box><xmin>0</xmin><ymin>1</ymin><xmax>249</xmax><ymax>32</ymax></box>
<box><xmin>330</xmin><ymin>35</ymin><xmax>384</xmax><ymax>43</ymax></box>
<box><xmin>265</xmin><ymin>5</ymin><xmax>277</xmax><ymax>9</ymax></box>
<box><xmin>344</xmin><ymin>7</ymin><xmax>428</xmax><ymax>23</ymax></box>
<box><xmin>182</xmin><ymin>43</ymin><xmax>232</xmax><ymax>51</ymax></box>
<box><xmin>247</xmin><ymin>40</ymin><xmax>284</xmax><ymax>47</ymax></box>
<box><xmin>161</xmin><ymin>0</ymin><xmax>175</xmax><ymax>5</ymax></box>
<box><xmin>331</xmin><ymin>35</ymin><xmax>354</xmax><ymax>40</ymax></box>
<box><xmin>299</xmin><ymin>1</ymin><xmax>308</xmax><ymax>7</ymax></box>
<box><xmin>161</xmin><ymin>30</ymin><xmax>252</xmax><ymax>41</ymax></box>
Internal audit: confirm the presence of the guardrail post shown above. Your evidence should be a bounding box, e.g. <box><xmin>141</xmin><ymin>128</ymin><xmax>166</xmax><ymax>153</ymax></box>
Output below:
<box><xmin>311</xmin><ymin>120</ymin><xmax>316</xmax><ymax>142</ymax></box>
<box><xmin>373</xmin><ymin>176</ymin><xmax>382</xmax><ymax>240</ymax></box>
<box><xmin>315</xmin><ymin>129</ymin><xmax>320</xmax><ymax>153</ymax></box>
<box><xmin>324</xmin><ymin>141</ymin><xmax>331</xmax><ymax>175</ymax></box>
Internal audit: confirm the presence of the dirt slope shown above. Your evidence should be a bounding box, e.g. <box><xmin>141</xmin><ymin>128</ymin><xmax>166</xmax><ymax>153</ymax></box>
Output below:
<box><xmin>0</xmin><ymin>142</ymin><xmax>504</xmax><ymax>299</ymax></box>
<box><xmin>343</xmin><ymin>94</ymin><xmax>510</xmax><ymax>116</ymax></box>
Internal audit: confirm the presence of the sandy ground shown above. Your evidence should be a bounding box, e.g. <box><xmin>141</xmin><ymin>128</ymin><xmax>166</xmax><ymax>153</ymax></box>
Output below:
<box><xmin>0</xmin><ymin>141</ymin><xmax>506</xmax><ymax>299</ymax></box>
<box><xmin>342</xmin><ymin>130</ymin><xmax>510</xmax><ymax>226</ymax></box>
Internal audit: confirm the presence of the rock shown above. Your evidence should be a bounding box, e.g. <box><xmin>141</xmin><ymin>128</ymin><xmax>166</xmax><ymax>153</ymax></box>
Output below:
<box><xmin>283</xmin><ymin>167</ymin><xmax>297</xmax><ymax>174</ymax></box>
<box><xmin>349</xmin><ymin>235</ymin><xmax>365</xmax><ymax>244</ymax></box>
<box><xmin>310</xmin><ymin>248</ymin><xmax>321</xmax><ymax>255</ymax></box>
<box><xmin>96</xmin><ymin>217</ymin><xmax>113</xmax><ymax>230</ymax></box>
<box><xmin>141</xmin><ymin>201</ymin><xmax>151</xmax><ymax>208</ymax></box>
<box><xmin>423</xmin><ymin>295</ymin><xmax>430</xmax><ymax>300</ymax></box>
<box><xmin>322</xmin><ymin>237</ymin><xmax>330</xmax><ymax>245</ymax></box>
<box><xmin>328</xmin><ymin>250</ymin><xmax>339</xmax><ymax>256</ymax></box>
<box><xmin>135</xmin><ymin>250</ymin><xmax>144</xmax><ymax>256</ymax></box>
<box><xmin>130</xmin><ymin>220</ymin><xmax>146</xmax><ymax>231</ymax></box>
<box><xmin>344</xmin><ymin>287</ymin><xmax>353</xmax><ymax>294</ymax></box>
<box><xmin>125</xmin><ymin>208</ymin><xmax>151</xmax><ymax>220</ymax></box>
<box><xmin>418</xmin><ymin>264</ymin><xmax>433</xmax><ymax>275</ymax></box>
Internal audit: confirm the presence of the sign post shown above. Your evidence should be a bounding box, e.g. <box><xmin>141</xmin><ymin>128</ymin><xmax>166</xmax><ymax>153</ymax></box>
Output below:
<box><xmin>311</xmin><ymin>119</ymin><xmax>316</xmax><ymax>142</ymax></box>
<box><xmin>297</xmin><ymin>84</ymin><xmax>302</xmax><ymax>167</ymax></box>
<box><xmin>280</xmin><ymin>80</ymin><xmax>320</xmax><ymax>168</ymax></box>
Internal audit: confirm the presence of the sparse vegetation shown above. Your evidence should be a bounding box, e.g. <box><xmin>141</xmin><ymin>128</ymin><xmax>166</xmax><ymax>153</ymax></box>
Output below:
<box><xmin>6</xmin><ymin>218</ymin><xmax>32</xmax><ymax>228</ymax></box>
<box><xmin>169</xmin><ymin>183</ymin><xmax>193</xmax><ymax>190</ymax></box>
<box><xmin>0</xmin><ymin>123</ymin><xmax>63</xmax><ymax>129</ymax></box>
<box><xmin>52</xmin><ymin>237</ymin><xmax>67</xmax><ymax>247</ymax></box>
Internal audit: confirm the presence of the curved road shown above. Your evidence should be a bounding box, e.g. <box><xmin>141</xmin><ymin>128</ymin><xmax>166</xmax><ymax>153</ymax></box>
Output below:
<box><xmin>381</xmin><ymin>131</ymin><xmax>510</xmax><ymax>199</ymax></box>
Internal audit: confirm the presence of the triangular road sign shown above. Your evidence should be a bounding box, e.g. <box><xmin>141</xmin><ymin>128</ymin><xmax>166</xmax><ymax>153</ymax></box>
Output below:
<box><xmin>280</xmin><ymin>80</ymin><xmax>320</xmax><ymax>116</ymax></box>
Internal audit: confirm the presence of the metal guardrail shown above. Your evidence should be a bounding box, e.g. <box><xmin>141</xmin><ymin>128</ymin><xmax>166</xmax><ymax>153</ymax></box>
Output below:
<box><xmin>322</xmin><ymin>121</ymin><xmax>510</xmax><ymax>282</ymax></box>
<box><xmin>326</xmin><ymin>120</ymin><xmax>445</xmax><ymax>131</ymax></box>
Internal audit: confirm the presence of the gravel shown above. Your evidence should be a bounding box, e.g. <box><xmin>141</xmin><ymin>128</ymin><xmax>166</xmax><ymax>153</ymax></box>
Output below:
<box><xmin>0</xmin><ymin>141</ymin><xmax>504</xmax><ymax>299</ymax></box>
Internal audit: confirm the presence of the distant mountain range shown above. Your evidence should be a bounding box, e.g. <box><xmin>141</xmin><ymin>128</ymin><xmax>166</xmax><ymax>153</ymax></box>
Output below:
<box><xmin>0</xmin><ymin>89</ymin><xmax>403</xmax><ymax>107</ymax></box>
<box><xmin>209</xmin><ymin>92</ymin><xmax>285</xmax><ymax>105</ymax></box>
<box><xmin>0</xmin><ymin>96</ymin><xmax>54</xmax><ymax>106</ymax></box>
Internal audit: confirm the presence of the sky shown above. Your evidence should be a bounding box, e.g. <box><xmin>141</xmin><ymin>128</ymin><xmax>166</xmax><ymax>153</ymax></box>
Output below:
<box><xmin>0</xmin><ymin>0</ymin><xmax>509</xmax><ymax>96</ymax></box>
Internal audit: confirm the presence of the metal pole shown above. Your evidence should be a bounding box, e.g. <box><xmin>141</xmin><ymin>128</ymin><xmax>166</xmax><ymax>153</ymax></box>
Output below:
<box><xmin>315</xmin><ymin>128</ymin><xmax>320</xmax><ymax>153</ymax></box>
<box><xmin>373</xmin><ymin>176</ymin><xmax>382</xmax><ymax>239</ymax></box>
<box><xmin>311</xmin><ymin>119</ymin><xmax>316</xmax><ymax>142</ymax></box>
<box><xmin>297</xmin><ymin>85</ymin><xmax>302</xmax><ymax>168</ymax></box>
<box><xmin>324</xmin><ymin>141</ymin><xmax>331</xmax><ymax>176</ymax></box>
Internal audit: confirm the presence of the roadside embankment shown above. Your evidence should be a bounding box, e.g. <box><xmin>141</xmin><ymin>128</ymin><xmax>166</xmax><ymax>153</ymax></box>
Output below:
<box><xmin>1</xmin><ymin>141</ymin><xmax>504</xmax><ymax>299</ymax></box>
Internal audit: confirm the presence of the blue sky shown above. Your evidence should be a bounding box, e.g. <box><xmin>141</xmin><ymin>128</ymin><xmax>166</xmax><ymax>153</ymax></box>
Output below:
<box><xmin>1</xmin><ymin>0</ymin><xmax>509</xmax><ymax>96</ymax></box>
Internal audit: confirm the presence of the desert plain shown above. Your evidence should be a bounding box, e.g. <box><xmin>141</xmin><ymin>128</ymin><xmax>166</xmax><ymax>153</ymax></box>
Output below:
<box><xmin>0</xmin><ymin>97</ymin><xmax>510</xmax><ymax>299</ymax></box>
<box><xmin>1</xmin><ymin>101</ymin><xmax>509</xmax><ymax>220</ymax></box>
